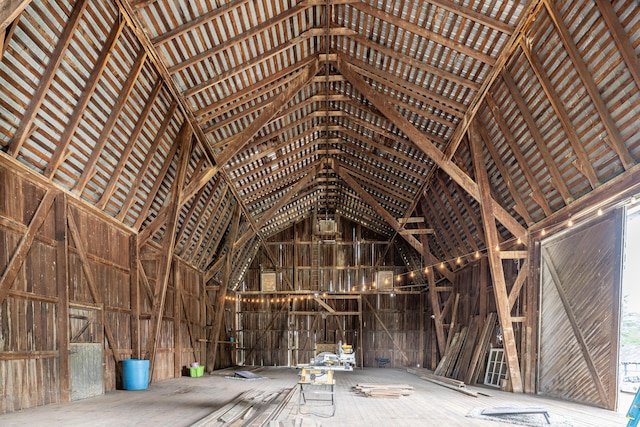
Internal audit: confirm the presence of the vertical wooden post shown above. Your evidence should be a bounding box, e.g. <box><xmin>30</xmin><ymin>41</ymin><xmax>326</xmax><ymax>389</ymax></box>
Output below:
<box><xmin>207</xmin><ymin>204</ymin><xmax>241</xmax><ymax>371</ymax></box>
<box><xmin>144</xmin><ymin>123</ymin><xmax>192</xmax><ymax>380</ymax></box>
<box><xmin>55</xmin><ymin>193</ymin><xmax>70</xmax><ymax>402</ymax></box>
<box><xmin>358</xmin><ymin>294</ymin><xmax>363</xmax><ymax>368</ymax></box>
<box><xmin>479</xmin><ymin>257</ymin><xmax>488</xmax><ymax>323</ymax></box>
<box><xmin>418</xmin><ymin>293</ymin><xmax>425</xmax><ymax>367</ymax></box>
<box><xmin>129</xmin><ymin>234</ymin><xmax>140</xmax><ymax>359</ymax></box>
<box><xmin>423</xmin><ymin>237</ymin><xmax>446</xmax><ymax>358</ymax></box>
<box><xmin>469</xmin><ymin>122</ymin><xmax>523</xmax><ymax>393</ymax></box>
<box><xmin>174</xmin><ymin>260</ymin><xmax>182</xmax><ymax>377</ymax></box>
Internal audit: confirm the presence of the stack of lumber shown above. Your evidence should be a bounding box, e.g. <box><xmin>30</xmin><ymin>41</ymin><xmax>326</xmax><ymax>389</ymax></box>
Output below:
<box><xmin>352</xmin><ymin>383</ymin><xmax>414</xmax><ymax>398</ymax></box>
<box><xmin>407</xmin><ymin>368</ymin><xmax>481</xmax><ymax>397</ymax></box>
<box><xmin>433</xmin><ymin>313</ymin><xmax>497</xmax><ymax>385</ymax></box>
<box><xmin>191</xmin><ymin>388</ymin><xmax>295</xmax><ymax>427</ymax></box>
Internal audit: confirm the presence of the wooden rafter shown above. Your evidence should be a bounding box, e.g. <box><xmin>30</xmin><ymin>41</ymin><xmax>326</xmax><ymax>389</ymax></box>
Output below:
<box><xmin>97</xmin><ymin>79</ymin><xmax>164</xmax><ymax>209</ymax></box>
<box><xmin>501</xmin><ymin>70</ymin><xmax>573</xmax><ymax>204</ymax></box>
<box><xmin>519</xmin><ymin>39</ymin><xmax>599</xmax><ymax>189</ymax></box>
<box><xmin>133</xmin><ymin>140</ymin><xmax>180</xmax><ymax>231</ymax></box>
<box><xmin>484</xmin><ymin>93</ymin><xmax>552</xmax><ymax>216</ymax></box>
<box><xmin>196</xmin><ymin>56</ymin><xmax>317</xmax><ymax>120</ymax></box>
<box><xmin>336</xmin><ymin>58</ymin><xmax>528</xmax><ymax>244</ymax></box>
<box><xmin>175</xmin><ymin>176</ymin><xmax>220</xmax><ymax>254</ymax></box>
<box><xmin>544</xmin><ymin>0</ymin><xmax>633</xmax><ymax>169</ymax></box>
<box><xmin>434</xmin><ymin>174</ymin><xmax>480</xmax><ymax>253</ymax></box>
<box><xmin>594</xmin><ymin>0</ymin><xmax>640</xmax><ymax>91</ymax></box>
<box><xmin>7</xmin><ymin>0</ymin><xmax>89</xmax><ymax>157</ymax></box>
<box><xmin>73</xmin><ymin>49</ymin><xmax>147</xmax><ymax>194</ymax></box>
<box><xmin>420</xmin><ymin>198</ymin><xmax>457</xmax><ymax>270</ymax></box>
<box><xmin>168</xmin><ymin>1</ymin><xmax>313</xmax><ymax>75</ymax></box>
<box><xmin>44</xmin><ymin>18</ymin><xmax>126</xmax><ymax>179</ymax></box>
<box><xmin>342</xmin><ymin>55</ymin><xmax>466</xmax><ymax>117</ymax></box>
<box><xmin>214</xmin><ymin>60</ymin><xmax>321</xmax><ymax>167</ymax></box>
<box><xmin>469</xmin><ymin>121</ymin><xmax>523</xmax><ymax>393</ymax></box>
<box><xmin>184</xmin><ymin>31</ymin><xmax>331</xmax><ymax>97</ymax></box>
<box><xmin>476</xmin><ymin>123</ymin><xmax>533</xmax><ymax>224</ymax></box>
<box><xmin>346</xmin><ymin>33</ymin><xmax>479</xmax><ymax>91</ymax></box>
<box><xmin>117</xmin><ymin>103</ymin><xmax>179</xmax><ymax>221</ymax></box>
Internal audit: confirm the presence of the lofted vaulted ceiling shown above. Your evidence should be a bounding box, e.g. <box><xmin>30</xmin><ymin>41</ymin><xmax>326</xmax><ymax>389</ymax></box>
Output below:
<box><xmin>0</xmin><ymin>0</ymin><xmax>639</xmax><ymax>287</ymax></box>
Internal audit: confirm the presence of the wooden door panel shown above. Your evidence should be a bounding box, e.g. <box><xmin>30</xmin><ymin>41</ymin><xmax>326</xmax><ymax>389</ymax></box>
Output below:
<box><xmin>539</xmin><ymin>210</ymin><xmax>622</xmax><ymax>410</ymax></box>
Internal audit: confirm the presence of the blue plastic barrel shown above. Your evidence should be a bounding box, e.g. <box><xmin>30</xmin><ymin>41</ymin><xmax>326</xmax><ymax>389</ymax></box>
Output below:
<box><xmin>122</xmin><ymin>359</ymin><xmax>150</xmax><ymax>390</ymax></box>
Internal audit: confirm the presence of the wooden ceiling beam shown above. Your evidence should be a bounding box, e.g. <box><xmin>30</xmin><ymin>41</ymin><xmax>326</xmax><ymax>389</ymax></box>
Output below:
<box><xmin>45</xmin><ymin>18</ymin><xmax>126</xmax><ymax>179</ymax></box>
<box><xmin>133</xmin><ymin>132</ymin><xmax>180</xmax><ymax>231</ymax></box>
<box><xmin>337</xmin><ymin>58</ymin><xmax>528</xmax><ymax>244</ymax></box>
<box><xmin>441</xmin><ymin>0</ymin><xmax>543</xmax><ymax>161</ymax></box>
<box><xmin>484</xmin><ymin>93</ymin><xmax>551</xmax><ymax>217</ymax></box>
<box><xmin>434</xmin><ymin>173</ymin><xmax>480</xmax><ymax>252</ymax></box>
<box><xmin>239</xmin><ymin>157</ymin><xmax>320</xmax><ymax>201</ymax></box>
<box><xmin>350</xmin><ymin>2</ymin><xmax>496</xmax><ymax>65</ymax></box>
<box><xmin>7</xmin><ymin>0</ymin><xmax>89</xmax><ymax>157</ymax></box>
<box><xmin>500</xmin><ymin>70</ymin><xmax>572</xmax><ymax>204</ymax></box>
<box><xmin>335</xmin><ymin>157</ymin><xmax>416</xmax><ymax>203</ymax></box>
<box><xmin>420</xmin><ymin>197</ymin><xmax>457</xmax><ymax>271</ymax></box>
<box><xmin>346</xmin><ymin>33</ymin><xmax>480</xmax><ymax>90</ymax></box>
<box><xmin>97</xmin><ymin>78</ymin><xmax>164</xmax><ymax>210</ymax></box>
<box><xmin>214</xmin><ymin>60</ymin><xmax>320</xmax><ymax>167</ymax></box>
<box><xmin>595</xmin><ymin>0</ymin><xmax>640</xmax><ymax>91</ymax></box>
<box><xmin>254</xmin><ymin>168</ymin><xmax>318</xmax><ymax>228</ymax></box>
<box><xmin>196</xmin><ymin>56</ymin><xmax>317</xmax><ymax>119</ymax></box>
<box><xmin>449</xmin><ymin>178</ymin><xmax>486</xmax><ymax>244</ymax></box>
<box><xmin>427</xmin><ymin>0</ymin><xmax>514</xmax><ymax>34</ymax></box>
<box><xmin>179</xmin><ymin>164</ymin><xmax>219</xmax><ymax>208</ymax></box>
<box><xmin>520</xmin><ymin>39</ymin><xmax>600</xmax><ymax>189</ymax></box>
<box><xmin>336</xmin><ymin>131</ymin><xmax>428</xmax><ymax>178</ymax></box>
<box><xmin>117</xmin><ymin>102</ymin><xmax>178</xmax><ymax>221</ymax></box>
<box><xmin>332</xmin><ymin>163</ymin><xmax>444</xmax><ymax>274</ymax></box>
<box><xmin>73</xmin><ymin>49</ymin><xmax>148</xmax><ymax>194</ymax></box>
<box><xmin>0</xmin><ymin>0</ymin><xmax>31</xmax><ymax>32</ymax></box>
<box><xmin>183</xmin><ymin>29</ymin><xmax>345</xmax><ymax>97</ymax></box>
<box><xmin>544</xmin><ymin>0</ymin><xmax>634</xmax><ymax>169</ymax></box>
<box><xmin>476</xmin><ymin>122</ymin><xmax>533</xmax><ymax>225</ymax></box>
<box><xmin>187</xmin><ymin>183</ymin><xmax>229</xmax><ymax>264</ymax></box>
<box><xmin>168</xmin><ymin>1</ymin><xmax>313</xmax><ymax>75</ymax></box>
<box><xmin>341</xmin><ymin>54</ymin><xmax>466</xmax><ymax>117</ymax></box>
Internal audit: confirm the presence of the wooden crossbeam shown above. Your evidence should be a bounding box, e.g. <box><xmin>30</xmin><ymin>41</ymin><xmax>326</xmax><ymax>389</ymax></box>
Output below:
<box><xmin>0</xmin><ymin>190</ymin><xmax>57</xmax><ymax>306</ymax></box>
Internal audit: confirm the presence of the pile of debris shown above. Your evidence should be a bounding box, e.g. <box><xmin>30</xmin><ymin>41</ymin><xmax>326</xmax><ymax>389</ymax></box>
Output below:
<box><xmin>352</xmin><ymin>383</ymin><xmax>414</xmax><ymax>398</ymax></box>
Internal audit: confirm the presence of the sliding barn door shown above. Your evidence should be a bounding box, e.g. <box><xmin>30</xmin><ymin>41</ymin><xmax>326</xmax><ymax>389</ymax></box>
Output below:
<box><xmin>539</xmin><ymin>209</ymin><xmax>623</xmax><ymax>410</ymax></box>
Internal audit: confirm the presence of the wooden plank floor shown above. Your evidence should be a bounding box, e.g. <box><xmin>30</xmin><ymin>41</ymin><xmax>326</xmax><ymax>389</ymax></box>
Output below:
<box><xmin>0</xmin><ymin>367</ymin><xmax>628</xmax><ymax>426</ymax></box>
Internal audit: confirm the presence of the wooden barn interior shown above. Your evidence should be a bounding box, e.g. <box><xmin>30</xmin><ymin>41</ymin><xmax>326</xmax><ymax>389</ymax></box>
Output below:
<box><xmin>0</xmin><ymin>0</ymin><xmax>639</xmax><ymax>424</ymax></box>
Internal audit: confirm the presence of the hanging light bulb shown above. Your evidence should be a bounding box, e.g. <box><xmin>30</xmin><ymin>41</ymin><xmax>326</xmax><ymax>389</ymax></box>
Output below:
<box><xmin>541</xmin><ymin>229</ymin><xmax>546</xmax><ymax>236</ymax></box>
<box><xmin>440</xmin><ymin>262</ymin><xmax>445</xmax><ymax>269</ymax></box>
<box><xmin>567</xmin><ymin>218</ymin><xmax>574</xmax><ymax>227</ymax></box>
<box><xmin>517</xmin><ymin>237</ymin><xmax>522</xmax><ymax>245</ymax></box>
<box><xmin>475</xmin><ymin>251</ymin><xmax>480</xmax><ymax>258</ymax></box>
<box><xmin>597</xmin><ymin>208</ymin><xmax>603</xmax><ymax>216</ymax></box>
<box><xmin>456</xmin><ymin>257</ymin><xmax>462</xmax><ymax>264</ymax></box>
<box><xmin>424</xmin><ymin>267</ymin><xmax>429</xmax><ymax>274</ymax></box>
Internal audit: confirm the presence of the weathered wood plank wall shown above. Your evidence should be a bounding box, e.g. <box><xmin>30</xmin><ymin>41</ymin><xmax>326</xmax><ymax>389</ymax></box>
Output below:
<box><xmin>0</xmin><ymin>162</ymin><xmax>208</xmax><ymax>415</ymax></box>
